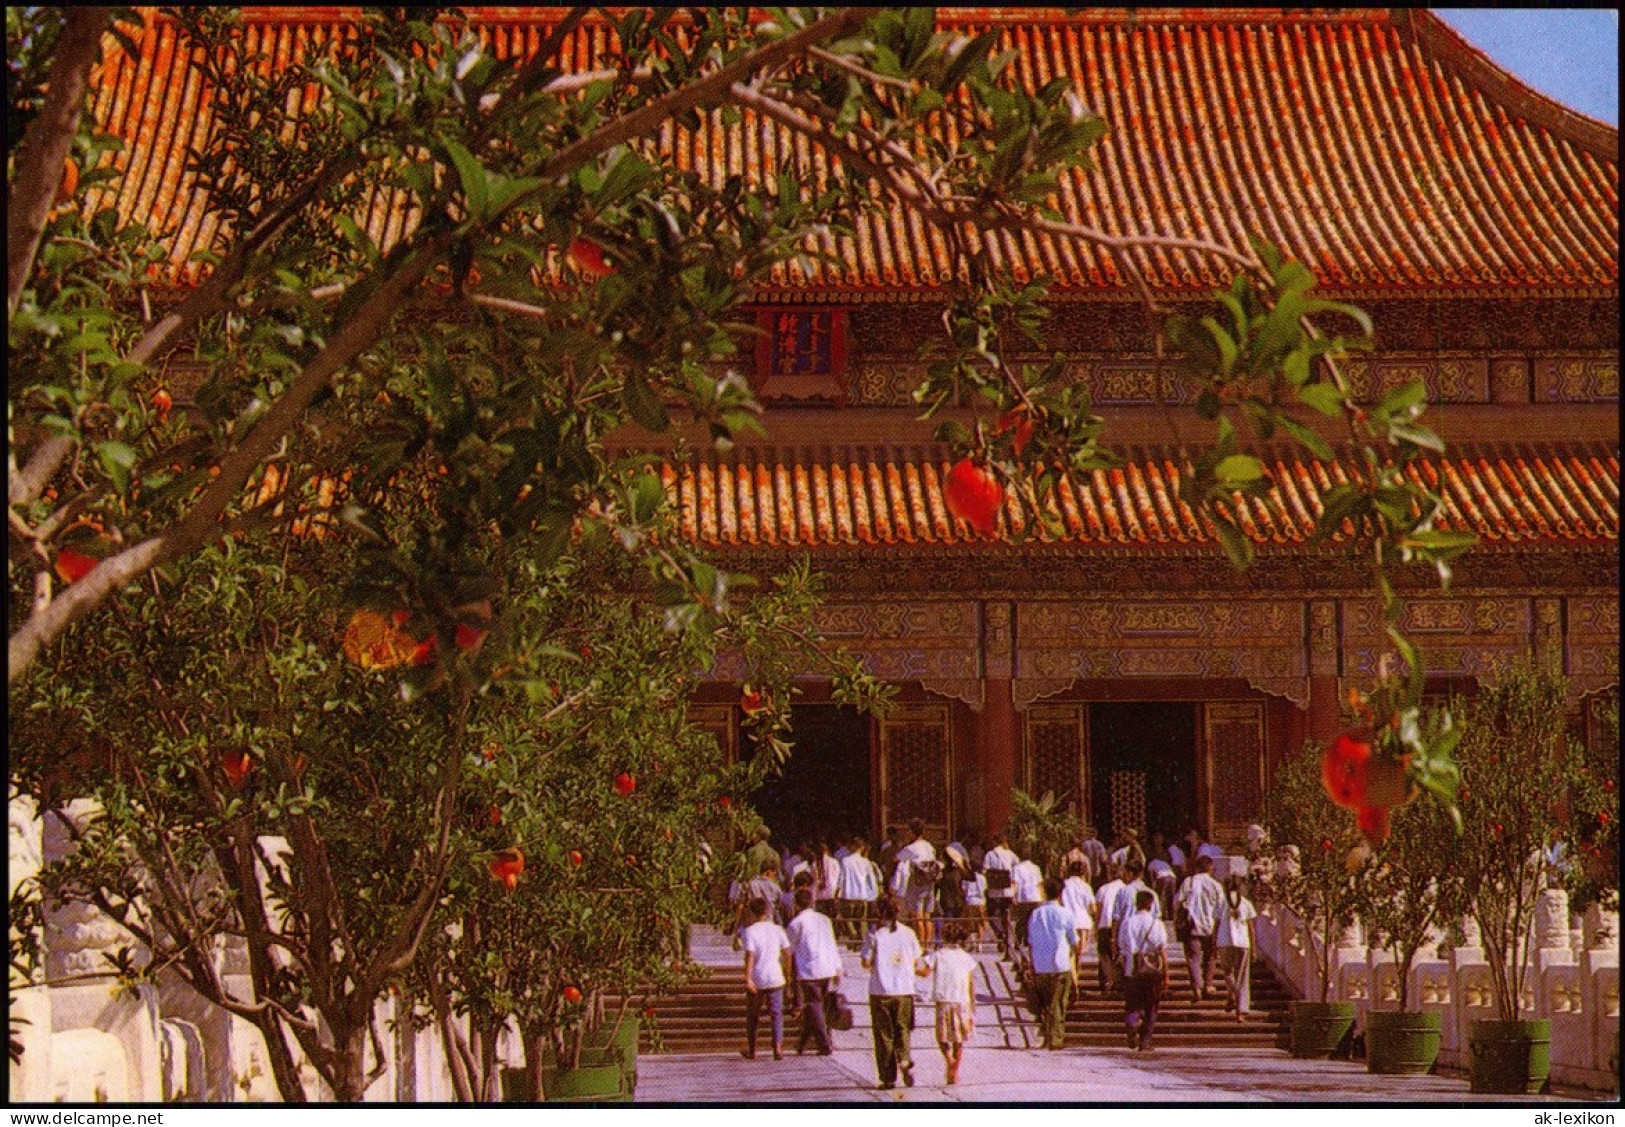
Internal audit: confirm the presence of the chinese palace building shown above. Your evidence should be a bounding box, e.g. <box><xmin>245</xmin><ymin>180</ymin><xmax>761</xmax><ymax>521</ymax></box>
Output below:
<box><xmin>87</xmin><ymin>8</ymin><xmax>1618</xmax><ymax>849</ymax></box>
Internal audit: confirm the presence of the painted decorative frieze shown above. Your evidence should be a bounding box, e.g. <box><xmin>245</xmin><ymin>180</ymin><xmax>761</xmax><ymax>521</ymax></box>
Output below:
<box><xmin>1343</xmin><ymin>596</ymin><xmax>1535</xmax><ymax>681</ymax></box>
<box><xmin>1534</xmin><ymin>357</ymin><xmax>1620</xmax><ymax>403</ymax></box>
<box><xmin>1014</xmin><ymin>600</ymin><xmax>1309</xmax><ymax>707</ymax></box>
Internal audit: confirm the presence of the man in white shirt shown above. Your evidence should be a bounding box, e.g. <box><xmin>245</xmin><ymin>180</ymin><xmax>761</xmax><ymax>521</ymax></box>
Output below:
<box><xmin>1175</xmin><ymin>854</ymin><xmax>1226</xmax><ymax>1002</ymax></box>
<box><xmin>1093</xmin><ymin>864</ymin><xmax>1127</xmax><ymax>996</ymax></box>
<box><xmin>1060</xmin><ymin>860</ymin><xmax>1097</xmax><ymax>980</ymax></box>
<box><xmin>786</xmin><ymin>888</ymin><xmax>842</xmax><ymax>1055</ymax></box>
<box><xmin>739</xmin><ymin>896</ymin><xmax>793</xmax><ymax>1060</ymax></box>
<box><xmin>891</xmin><ymin>818</ymin><xmax>940</xmax><ymax>946</ymax></box>
<box><xmin>1117</xmin><ymin>888</ymin><xmax>1168</xmax><ymax>1052</ymax></box>
<box><xmin>980</xmin><ymin>832</ymin><xmax>1019</xmax><ymax>957</ymax></box>
<box><xmin>1112</xmin><ymin>858</ymin><xmax>1161</xmax><ymax>948</ymax></box>
<box><xmin>837</xmin><ymin>835</ymin><xmax>880</xmax><ymax>941</ymax></box>
<box><xmin>1010</xmin><ymin>854</ymin><xmax>1045</xmax><ymax>952</ymax></box>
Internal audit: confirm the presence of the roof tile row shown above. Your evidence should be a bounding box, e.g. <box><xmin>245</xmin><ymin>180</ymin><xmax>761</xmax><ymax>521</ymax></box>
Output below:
<box><xmin>88</xmin><ymin>9</ymin><xmax>1617</xmax><ymax>295</ymax></box>
<box><xmin>658</xmin><ymin>443</ymin><xmax>1619</xmax><ymax>550</ymax></box>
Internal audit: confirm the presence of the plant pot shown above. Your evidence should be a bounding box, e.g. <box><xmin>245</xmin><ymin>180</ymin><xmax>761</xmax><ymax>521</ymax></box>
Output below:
<box><xmin>542</xmin><ymin>1061</ymin><xmax>631</xmax><ymax>1103</ymax></box>
<box><xmin>1365</xmin><ymin>1010</ymin><xmax>1442</xmax><ymax>1075</ymax></box>
<box><xmin>1468</xmin><ymin>1018</ymin><xmax>1551</xmax><ymax>1095</ymax></box>
<box><xmin>1289</xmin><ymin>1000</ymin><xmax>1356</xmax><ymax>1059</ymax></box>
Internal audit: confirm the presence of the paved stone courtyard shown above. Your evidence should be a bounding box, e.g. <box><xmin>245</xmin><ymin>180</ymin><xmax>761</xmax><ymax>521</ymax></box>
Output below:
<box><xmin>635</xmin><ymin>1043</ymin><xmax>1602</xmax><ymax>1104</ymax></box>
<box><xmin>635</xmin><ymin>927</ymin><xmax>1611</xmax><ymax>1104</ymax></box>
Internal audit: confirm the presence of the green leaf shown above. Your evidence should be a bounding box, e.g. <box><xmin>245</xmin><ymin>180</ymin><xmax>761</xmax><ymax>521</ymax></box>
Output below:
<box><xmin>1298</xmin><ymin>382</ymin><xmax>1344</xmax><ymax>419</ymax></box>
<box><xmin>1275</xmin><ymin>414</ymin><xmax>1335</xmax><ymax>462</ymax></box>
<box><xmin>97</xmin><ymin>441</ymin><xmax>137</xmax><ymax>493</ymax></box>
<box><xmin>1386</xmin><ymin>625</ymin><xmax>1425</xmax><ymax>703</ymax></box>
<box><xmin>1215</xmin><ymin>454</ymin><xmax>1264</xmax><ymax>483</ymax></box>
<box><xmin>442</xmin><ymin>138</ymin><xmax>489</xmax><ymax>222</ymax></box>
<box><xmin>1211</xmin><ymin>513</ymin><xmax>1254</xmax><ymax>569</ymax></box>
<box><xmin>1375</xmin><ymin>378</ymin><xmax>1427</xmax><ymax>419</ymax></box>
<box><xmin>1388</xmin><ymin>422</ymin><xmax>1445</xmax><ymax>453</ymax></box>
<box><xmin>623</xmin><ymin>374</ymin><xmax>670</xmax><ymax>433</ymax></box>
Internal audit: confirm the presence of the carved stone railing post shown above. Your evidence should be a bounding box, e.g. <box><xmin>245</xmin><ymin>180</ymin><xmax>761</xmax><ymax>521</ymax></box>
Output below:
<box><xmin>40</xmin><ymin>802</ymin><xmax>165</xmax><ymax>1101</ymax></box>
<box><xmin>1536</xmin><ymin>887</ymin><xmax>1577</xmax><ymax>971</ymax></box>
<box><xmin>8</xmin><ymin>789</ymin><xmax>53</xmax><ymax>1101</ymax></box>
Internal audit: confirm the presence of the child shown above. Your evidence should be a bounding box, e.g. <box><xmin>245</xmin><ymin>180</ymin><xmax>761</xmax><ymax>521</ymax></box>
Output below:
<box><xmin>916</xmin><ymin>922</ymin><xmax>977</xmax><ymax>1084</ymax></box>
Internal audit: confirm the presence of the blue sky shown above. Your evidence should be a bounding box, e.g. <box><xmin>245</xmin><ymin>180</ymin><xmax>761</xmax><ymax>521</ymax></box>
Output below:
<box><xmin>1435</xmin><ymin>9</ymin><xmax>1619</xmax><ymax>126</ymax></box>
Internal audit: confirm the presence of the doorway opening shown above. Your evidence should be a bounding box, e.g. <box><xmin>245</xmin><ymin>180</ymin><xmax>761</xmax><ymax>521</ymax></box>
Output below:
<box><xmin>748</xmin><ymin>703</ymin><xmax>872</xmax><ymax>853</ymax></box>
<box><xmin>1088</xmin><ymin>702</ymin><xmax>1199</xmax><ymax>847</ymax></box>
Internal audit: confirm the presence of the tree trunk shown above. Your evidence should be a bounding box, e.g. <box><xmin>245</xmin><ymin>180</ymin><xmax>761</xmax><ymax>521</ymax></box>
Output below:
<box><xmin>253</xmin><ymin>1011</ymin><xmax>309</xmax><ymax>1104</ymax></box>
<box><xmin>328</xmin><ymin>1024</ymin><xmax>371</xmax><ymax>1104</ymax></box>
<box><xmin>519</xmin><ymin>1021</ymin><xmax>549</xmax><ymax>1103</ymax></box>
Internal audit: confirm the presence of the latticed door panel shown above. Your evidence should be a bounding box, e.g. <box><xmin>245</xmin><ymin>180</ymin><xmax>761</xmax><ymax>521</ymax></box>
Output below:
<box><xmin>1203</xmin><ymin>702</ymin><xmax>1265</xmax><ymax>846</ymax></box>
<box><xmin>880</xmin><ymin>703</ymin><xmax>952</xmax><ymax>842</ymax></box>
<box><xmin>686</xmin><ymin>704</ymin><xmax>738</xmax><ymax>765</ymax></box>
<box><xmin>1024</xmin><ymin>702</ymin><xmax>1088</xmax><ymax>817</ymax></box>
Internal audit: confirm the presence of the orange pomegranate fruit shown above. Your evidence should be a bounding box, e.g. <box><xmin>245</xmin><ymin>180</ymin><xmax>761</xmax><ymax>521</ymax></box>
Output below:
<box><xmin>57</xmin><ymin>158</ymin><xmax>79</xmax><ymax>205</ymax></box>
<box><xmin>55</xmin><ymin>548</ymin><xmax>100</xmax><ymax>585</ymax></box>
<box><xmin>221</xmin><ymin>749</ymin><xmax>254</xmax><ymax>786</ymax></box>
<box><xmin>1356</xmin><ymin>804</ymin><xmax>1392</xmax><ymax>846</ymax></box>
<box><xmin>944</xmin><ymin>459</ymin><xmax>1003</xmax><ymax>537</ymax></box>
<box><xmin>568</xmin><ymin>237</ymin><xmax>614</xmax><ymax>277</ymax></box>
<box><xmin>995</xmin><ymin>407</ymin><xmax>1036</xmax><ymax>455</ymax></box>
<box><xmin>1321</xmin><ymin>732</ymin><xmax>1373</xmax><ymax>809</ymax></box>
<box><xmin>614</xmin><ymin>772</ymin><xmax>636</xmax><ymax>797</ymax></box>
<box><xmin>488</xmin><ymin>848</ymin><xmax>525</xmax><ymax>892</ymax></box>
<box><xmin>562</xmin><ymin>985</ymin><xmax>582</xmax><ymax>1003</ymax></box>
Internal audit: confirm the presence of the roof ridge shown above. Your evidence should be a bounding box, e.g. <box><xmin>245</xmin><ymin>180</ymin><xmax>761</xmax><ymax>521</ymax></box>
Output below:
<box><xmin>1395</xmin><ymin>9</ymin><xmax>1619</xmax><ymax>165</ymax></box>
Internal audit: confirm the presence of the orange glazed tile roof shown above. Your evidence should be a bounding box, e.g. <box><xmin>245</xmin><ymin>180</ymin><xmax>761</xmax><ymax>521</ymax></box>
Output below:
<box><xmin>89</xmin><ymin>8</ymin><xmax>1618</xmax><ymax>297</ymax></box>
<box><xmin>659</xmin><ymin>443</ymin><xmax>1619</xmax><ymax>551</ymax></box>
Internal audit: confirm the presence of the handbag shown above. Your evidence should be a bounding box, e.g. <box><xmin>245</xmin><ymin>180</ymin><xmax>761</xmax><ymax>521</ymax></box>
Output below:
<box><xmin>825</xmin><ymin>990</ymin><xmax>854</xmax><ymax>1031</ymax></box>
<box><xmin>984</xmin><ymin>866</ymin><xmax>1012</xmax><ymax>893</ymax></box>
<box><xmin>1173</xmin><ymin>902</ymin><xmax>1194</xmax><ymax>944</ymax></box>
<box><xmin>1131</xmin><ymin>939</ymin><xmax>1167</xmax><ymax>978</ymax></box>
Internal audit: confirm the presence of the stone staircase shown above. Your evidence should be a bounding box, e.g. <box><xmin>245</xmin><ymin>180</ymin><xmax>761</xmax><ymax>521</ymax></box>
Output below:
<box><xmin>629</xmin><ymin>927</ymin><xmax>1294</xmax><ymax>1055</ymax></box>
<box><xmin>988</xmin><ymin>949</ymin><xmax>1294</xmax><ymax>1050</ymax></box>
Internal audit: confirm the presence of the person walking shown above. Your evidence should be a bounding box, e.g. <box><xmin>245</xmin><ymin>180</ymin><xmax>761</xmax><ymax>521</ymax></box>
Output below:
<box><xmin>891</xmin><ymin>818</ymin><xmax>940</xmax><ymax>947</ymax></box>
<box><xmin>1215</xmin><ymin>875</ymin><xmax>1259</xmax><ymax>1021</ymax></box>
<box><xmin>959</xmin><ymin>858</ymin><xmax>988</xmax><ymax>946</ymax></box>
<box><xmin>1025</xmin><ymin>876</ymin><xmax>1079</xmax><ymax>1050</ymax></box>
<box><xmin>1174</xmin><ymin>854</ymin><xmax>1225</xmax><ymax>1002</ymax></box>
<box><xmin>837</xmin><ymin>835</ymin><xmax>880</xmax><ymax>942</ymax></box>
<box><xmin>786</xmin><ymin>888</ymin><xmax>841</xmax><ymax>1054</ymax></box>
<box><xmin>1010</xmin><ymin>852</ymin><xmax>1045</xmax><ymax>952</ymax></box>
<box><xmin>1059</xmin><ymin>860</ymin><xmax>1097</xmax><ymax>986</ymax></box>
<box><xmin>739</xmin><ymin>896</ymin><xmax>792</xmax><ymax>1060</ymax></box>
<box><xmin>916</xmin><ymin>922</ymin><xmax>977</xmax><ymax>1084</ymax></box>
<box><xmin>981</xmin><ymin>832</ymin><xmax>1019</xmax><ymax>957</ymax></box>
<box><xmin>744</xmin><ymin>825</ymin><xmax>778</xmax><ymax>882</ymax></box>
<box><xmin>812</xmin><ymin>838</ymin><xmax>842</xmax><ymax>908</ymax></box>
<box><xmin>861</xmin><ymin>897</ymin><xmax>922</xmax><ymax>1091</ymax></box>
<box><xmin>1118</xmin><ymin>889</ymin><xmax>1168</xmax><ymax>1052</ymax></box>
<box><xmin>1093</xmin><ymin>863</ymin><xmax>1127</xmax><ymax>996</ymax></box>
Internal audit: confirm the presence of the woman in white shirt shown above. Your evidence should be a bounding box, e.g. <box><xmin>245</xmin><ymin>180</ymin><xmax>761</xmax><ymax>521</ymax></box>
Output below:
<box><xmin>915</xmin><ymin>922</ymin><xmax>978</xmax><ymax>1085</ymax></box>
<box><xmin>860</xmin><ymin>898</ymin><xmax>922</xmax><ymax>1090</ymax></box>
<box><xmin>1214</xmin><ymin>875</ymin><xmax>1259</xmax><ymax>1021</ymax></box>
<box><xmin>960</xmin><ymin>866</ymin><xmax>988</xmax><ymax>946</ymax></box>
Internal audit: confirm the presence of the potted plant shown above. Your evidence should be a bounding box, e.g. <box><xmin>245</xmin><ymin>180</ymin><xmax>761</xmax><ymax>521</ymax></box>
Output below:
<box><xmin>1358</xmin><ymin>795</ymin><xmax>1454</xmax><ymax>1074</ymax></box>
<box><xmin>1265</xmin><ymin>740</ymin><xmax>1372</xmax><ymax>1058</ymax></box>
<box><xmin>1006</xmin><ymin>787</ymin><xmax>1083</xmax><ymax>875</ymax></box>
<box><xmin>1445</xmin><ymin>660</ymin><xmax>1612</xmax><ymax>1094</ymax></box>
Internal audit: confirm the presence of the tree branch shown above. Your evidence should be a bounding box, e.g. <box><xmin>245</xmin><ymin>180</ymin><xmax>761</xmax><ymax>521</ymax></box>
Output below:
<box><xmin>7</xmin><ymin>8</ymin><xmax>111</xmax><ymax>319</ymax></box>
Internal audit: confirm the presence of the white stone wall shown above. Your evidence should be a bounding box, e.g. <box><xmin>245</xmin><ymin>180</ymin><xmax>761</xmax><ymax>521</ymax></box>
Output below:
<box><xmin>1258</xmin><ymin>890</ymin><xmax>1621</xmax><ymax>1092</ymax></box>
